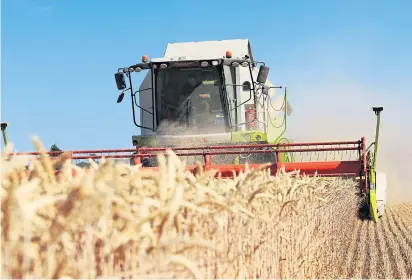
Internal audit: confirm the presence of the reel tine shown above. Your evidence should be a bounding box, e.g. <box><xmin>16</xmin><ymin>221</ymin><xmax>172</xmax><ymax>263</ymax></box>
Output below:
<box><xmin>352</xmin><ymin>143</ymin><xmax>356</xmax><ymax>160</ymax></box>
<box><xmin>318</xmin><ymin>144</ymin><xmax>322</xmax><ymax>161</ymax></box>
<box><xmin>320</xmin><ymin>144</ymin><xmax>323</xmax><ymax>161</ymax></box>
<box><xmin>330</xmin><ymin>146</ymin><xmax>335</xmax><ymax>161</ymax></box>
<box><xmin>346</xmin><ymin>145</ymin><xmax>349</xmax><ymax>161</ymax></box>
<box><xmin>300</xmin><ymin>145</ymin><xmax>304</xmax><ymax>161</ymax></box>
<box><xmin>323</xmin><ymin>144</ymin><xmax>326</xmax><ymax>161</ymax></box>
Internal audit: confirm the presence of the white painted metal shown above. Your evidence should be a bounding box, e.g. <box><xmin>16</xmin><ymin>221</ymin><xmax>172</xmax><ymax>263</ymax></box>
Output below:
<box><xmin>375</xmin><ymin>170</ymin><xmax>388</xmax><ymax>217</ymax></box>
<box><xmin>163</xmin><ymin>39</ymin><xmax>253</xmax><ymax>61</ymax></box>
<box><xmin>139</xmin><ymin>70</ymin><xmax>154</xmax><ymax>136</ymax></box>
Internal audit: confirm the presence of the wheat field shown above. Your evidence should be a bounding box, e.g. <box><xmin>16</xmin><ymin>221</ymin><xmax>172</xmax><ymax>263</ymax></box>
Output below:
<box><xmin>343</xmin><ymin>202</ymin><xmax>412</xmax><ymax>279</ymax></box>
<box><xmin>1</xmin><ymin>138</ymin><xmax>411</xmax><ymax>279</ymax></box>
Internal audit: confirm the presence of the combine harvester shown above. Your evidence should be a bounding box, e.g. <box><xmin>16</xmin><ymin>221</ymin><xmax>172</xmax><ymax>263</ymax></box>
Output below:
<box><xmin>3</xmin><ymin>39</ymin><xmax>387</xmax><ymax>222</ymax></box>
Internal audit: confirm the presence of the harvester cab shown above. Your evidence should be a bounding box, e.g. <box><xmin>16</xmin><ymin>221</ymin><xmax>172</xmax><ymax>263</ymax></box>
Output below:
<box><xmin>113</xmin><ymin>39</ymin><xmax>292</xmax><ymax>167</ymax></box>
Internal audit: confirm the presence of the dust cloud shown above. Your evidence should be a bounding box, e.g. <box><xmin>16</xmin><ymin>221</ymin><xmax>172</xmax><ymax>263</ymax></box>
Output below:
<box><xmin>287</xmin><ymin>82</ymin><xmax>411</xmax><ymax>204</ymax></box>
<box><xmin>154</xmin><ymin>119</ymin><xmax>227</xmax><ymax>149</ymax></box>
<box><xmin>156</xmin><ymin>119</ymin><xmax>226</xmax><ymax>138</ymax></box>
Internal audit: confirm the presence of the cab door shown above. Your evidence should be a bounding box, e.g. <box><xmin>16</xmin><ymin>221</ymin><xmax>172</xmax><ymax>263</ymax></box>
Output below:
<box><xmin>222</xmin><ymin>65</ymin><xmax>237</xmax><ymax>129</ymax></box>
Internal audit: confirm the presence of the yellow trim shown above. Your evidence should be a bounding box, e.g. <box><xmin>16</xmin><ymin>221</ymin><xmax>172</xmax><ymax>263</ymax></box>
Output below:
<box><xmin>230</xmin><ymin>131</ymin><xmax>267</xmax><ymax>142</ymax></box>
<box><xmin>369</xmin><ymin>190</ymin><xmax>378</xmax><ymax>222</ymax></box>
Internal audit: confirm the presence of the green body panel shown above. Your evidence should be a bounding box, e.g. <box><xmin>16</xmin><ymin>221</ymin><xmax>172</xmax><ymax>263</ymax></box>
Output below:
<box><xmin>230</xmin><ymin>131</ymin><xmax>267</xmax><ymax>142</ymax></box>
<box><xmin>369</xmin><ymin>168</ymin><xmax>378</xmax><ymax>222</ymax></box>
<box><xmin>369</xmin><ymin>189</ymin><xmax>378</xmax><ymax>222</ymax></box>
<box><xmin>1</xmin><ymin>130</ymin><xmax>7</xmax><ymax>146</ymax></box>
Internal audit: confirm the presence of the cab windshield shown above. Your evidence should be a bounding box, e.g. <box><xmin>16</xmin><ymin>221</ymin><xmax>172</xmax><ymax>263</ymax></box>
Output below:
<box><xmin>155</xmin><ymin>66</ymin><xmax>227</xmax><ymax>134</ymax></box>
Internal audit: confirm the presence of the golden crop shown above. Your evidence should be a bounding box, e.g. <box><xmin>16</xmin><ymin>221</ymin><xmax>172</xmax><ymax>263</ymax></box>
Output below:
<box><xmin>1</xmin><ymin>138</ymin><xmax>411</xmax><ymax>279</ymax></box>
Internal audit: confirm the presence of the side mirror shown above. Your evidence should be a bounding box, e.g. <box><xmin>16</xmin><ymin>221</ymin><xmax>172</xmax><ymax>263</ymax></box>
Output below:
<box><xmin>262</xmin><ymin>85</ymin><xmax>270</xmax><ymax>95</ymax></box>
<box><xmin>256</xmin><ymin>65</ymin><xmax>270</xmax><ymax>84</ymax></box>
<box><xmin>117</xmin><ymin>92</ymin><xmax>125</xmax><ymax>103</ymax></box>
<box><xmin>1</xmin><ymin>122</ymin><xmax>8</xmax><ymax>131</ymax></box>
<box><xmin>115</xmin><ymin>72</ymin><xmax>127</xmax><ymax>90</ymax></box>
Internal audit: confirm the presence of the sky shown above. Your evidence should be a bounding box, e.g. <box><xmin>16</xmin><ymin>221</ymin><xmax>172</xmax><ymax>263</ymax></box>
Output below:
<box><xmin>1</xmin><ymin>0</ymin><xmax>412</xmax><ymax>201</ymax></box>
